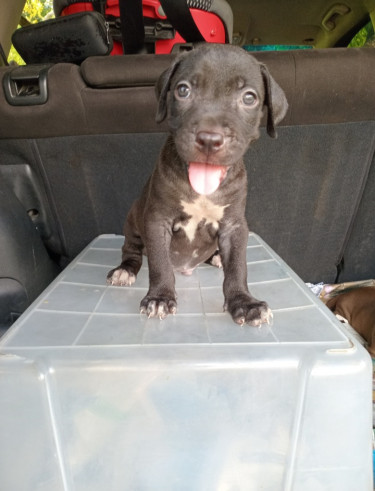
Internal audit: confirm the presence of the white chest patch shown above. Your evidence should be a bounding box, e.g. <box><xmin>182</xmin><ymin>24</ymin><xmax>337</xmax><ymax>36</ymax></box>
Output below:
<box><xmin>178</xmin><ymin>196</ymin><xmax>229</xmax><ymax>242</ymax></box>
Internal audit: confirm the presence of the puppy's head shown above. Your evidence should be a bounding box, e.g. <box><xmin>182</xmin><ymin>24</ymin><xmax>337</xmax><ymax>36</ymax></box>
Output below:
<box><xmin>156</xmin><ymin>44</ymin><xmax>288</xmax><ymax>195</ymax></box>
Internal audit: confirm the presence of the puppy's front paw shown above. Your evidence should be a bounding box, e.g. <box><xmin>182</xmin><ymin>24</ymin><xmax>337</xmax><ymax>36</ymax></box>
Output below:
<box><xmin>107</xmin><ymin>267</ymin><xmax>136</xmax><ymax>286</ymax></box>
<box><xmin>226</xmin><ymin>293</ymin><xmax>272</xmax><ymax>327</ymax></box>
<box><xmin>140</xmin><ymin>295</ymin><xmax>177</xmax><ymax>320</ymax></box>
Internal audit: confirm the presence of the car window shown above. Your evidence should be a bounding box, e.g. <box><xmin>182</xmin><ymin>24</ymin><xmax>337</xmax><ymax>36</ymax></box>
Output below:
<box><xmin>244</xmin><ymin>45</ymin><xmax>312</xmax><ymax>52</ymax></box>
<box><xmin>8</xmin><ymin>0</ymin><xmax>54</xmax><ymax>65</ymax></box>
<box><xmin>244</xmin><ymin>19</ymin><xmax>375</xmax><ymax>51</ymax></box>
<box><xmin>348</xmin><ymin>20</ymin><xmax>375</xmax><ymax>47</ymax></box>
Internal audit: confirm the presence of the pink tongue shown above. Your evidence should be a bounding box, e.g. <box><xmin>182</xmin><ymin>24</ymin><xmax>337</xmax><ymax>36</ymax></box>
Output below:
<box><xmin>188</xmin><ymin>162</ymin><xmax>227</xmax><ymax>195</ymax></box>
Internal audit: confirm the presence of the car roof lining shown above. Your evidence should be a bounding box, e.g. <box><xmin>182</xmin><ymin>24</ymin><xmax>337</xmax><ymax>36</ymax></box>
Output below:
<box><xmin>227</xmin><ymin>0</ymin><xmax>375</xmax><ymax>48</ymax></box>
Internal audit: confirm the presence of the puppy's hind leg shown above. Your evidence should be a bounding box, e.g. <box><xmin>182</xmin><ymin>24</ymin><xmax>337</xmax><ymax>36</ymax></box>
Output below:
<box><xmin>205</xmin><ymin>250</ymin><xmax>222</xmax><ymax>269</ymax></box>
<box><xmin>107</xmin><ymin>209</ymin><xmax>143</xmax><ymax>287</ymax></box>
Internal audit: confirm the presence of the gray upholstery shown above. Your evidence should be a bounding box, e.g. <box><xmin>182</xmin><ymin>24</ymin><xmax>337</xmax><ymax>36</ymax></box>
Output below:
<box><xmin>2</xmin><ymin>48</ymin><xmax>375</xmax><ymax>138</ymax></box>
<box><xmin>246</xmin><ymin>123</ymin><xmax>375</xmax><ymax>282</ymax></box>
<box><xmin>338</xmin><ymin>150</ymin><xmax>375</xmax><ymax>282</ymax></box>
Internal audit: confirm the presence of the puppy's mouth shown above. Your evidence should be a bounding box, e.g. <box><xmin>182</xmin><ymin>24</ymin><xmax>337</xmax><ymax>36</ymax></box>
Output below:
<box><xmin>188</xmin><ymin>161</ymin><xmax>228</xmax><ymax>196</ymax></box>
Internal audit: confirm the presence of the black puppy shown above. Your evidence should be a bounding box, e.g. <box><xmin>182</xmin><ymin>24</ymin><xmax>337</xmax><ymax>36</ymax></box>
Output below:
<box><xmin>107</xmin><ymin>44</ymin><xmax>288</xmax><ymax>326</ymax></box>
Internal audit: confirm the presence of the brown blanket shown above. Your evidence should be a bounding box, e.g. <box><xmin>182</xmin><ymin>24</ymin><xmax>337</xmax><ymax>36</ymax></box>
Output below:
<box><xmin>326</xmin><ymin>286</ymin><xmax>375</xmax><ymax>356</ymax></box>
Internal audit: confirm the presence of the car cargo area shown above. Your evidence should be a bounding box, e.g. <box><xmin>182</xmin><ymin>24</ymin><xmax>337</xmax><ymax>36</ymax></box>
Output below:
<box><xmin>1</xmin><ymin>48</ymin><xmax>375</xmax><ymax>329</ymax></box>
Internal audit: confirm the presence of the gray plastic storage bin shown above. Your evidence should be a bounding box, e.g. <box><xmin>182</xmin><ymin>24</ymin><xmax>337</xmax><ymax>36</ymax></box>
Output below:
<box><xmin>0</xmin><ymin>234</ymin><xmax>372</xmax><ymax>490</ymax></box>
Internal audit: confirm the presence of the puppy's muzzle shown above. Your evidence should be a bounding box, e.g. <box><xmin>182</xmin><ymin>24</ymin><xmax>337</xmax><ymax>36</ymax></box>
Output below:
<box><xmin>196</xmin><ymin>131</ymin><xmax>224</xmax><ymax>155</ymax></box>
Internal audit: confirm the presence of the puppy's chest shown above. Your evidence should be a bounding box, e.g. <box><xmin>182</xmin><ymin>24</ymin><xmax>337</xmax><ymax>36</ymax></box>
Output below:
<box><xmin>173</xmin><ymin>195</ymin><xmax>229</xmax><ymax>242</ymax></box>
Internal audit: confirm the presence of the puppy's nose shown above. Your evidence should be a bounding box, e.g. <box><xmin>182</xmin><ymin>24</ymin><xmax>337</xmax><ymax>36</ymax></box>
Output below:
<box><xmin>196</xmin><ymin>131</ymin><xmax>224</xmax><ymax>153</ymax></box>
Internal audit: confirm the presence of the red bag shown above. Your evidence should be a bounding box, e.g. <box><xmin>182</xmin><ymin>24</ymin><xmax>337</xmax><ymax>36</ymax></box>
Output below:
<box><xmin>55</xmin><ymin>0</ymin><xmax>232</xmax><ymax>54</ymax></box>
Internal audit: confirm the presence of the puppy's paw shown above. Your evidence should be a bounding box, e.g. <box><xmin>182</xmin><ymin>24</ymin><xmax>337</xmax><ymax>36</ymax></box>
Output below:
<box><xmin>225</xmin><ymin>293</ymin><xmax>272</xmax><ymax>327</ymax></box>
<box><xmin>206</xmin><ymin>251</ymin><xmax>222</xmax><ymax>269</ymax></box>
<box><xmin>107</xmin><ymin>267</ymin><xmax>136</xmax><ymax>286</ymax></box>
<box><xmin>140</xmin><ymin>295</ymin><xmax>177</xmax><ymax>320</ymax></box>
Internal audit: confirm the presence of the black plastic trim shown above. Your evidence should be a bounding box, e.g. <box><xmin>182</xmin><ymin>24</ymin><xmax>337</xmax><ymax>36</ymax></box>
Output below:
<box><xmin>2</xmin><ymin>64</ymin><xmax>51</xmax><ymax>106</ymax></box>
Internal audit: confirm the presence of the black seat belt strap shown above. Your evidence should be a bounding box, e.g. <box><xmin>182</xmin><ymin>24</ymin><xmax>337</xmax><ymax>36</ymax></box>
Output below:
<box><xmin>92</xmin><ymin>0</ymin><xmax>106</xmax><ymax>16</ymax></box>
<box><xmin>159</xmin><ymin>0</ymin><xmax>205</xmax><ymax>43</ymax></box>
<box><xmin>118</xmin><ymin>0</ymin><xmax>145</xmax><ymax>54</ymax></box>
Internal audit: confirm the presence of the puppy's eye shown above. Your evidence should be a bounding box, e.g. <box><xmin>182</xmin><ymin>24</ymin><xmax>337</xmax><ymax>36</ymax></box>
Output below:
<box><xmin>175</xmin><ymin>82</ymin><xmax>191</xmax><ymax>99</ymax></box>
<box><xmin>242</xmin><ymin>90</ymin><xmax>258</xmax><ymax>106</ymax></box>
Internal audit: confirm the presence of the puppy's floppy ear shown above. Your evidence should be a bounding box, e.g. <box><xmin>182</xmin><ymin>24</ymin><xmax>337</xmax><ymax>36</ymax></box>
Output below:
<box><xmin>260</xmin><ymin>64</ymin><xmax>288</xmax><ymax>138</ymax></box>
<box><xmin>155</xmin><ymin>58</ymin><xmax>181</xmax><ymax>124</ymax></box>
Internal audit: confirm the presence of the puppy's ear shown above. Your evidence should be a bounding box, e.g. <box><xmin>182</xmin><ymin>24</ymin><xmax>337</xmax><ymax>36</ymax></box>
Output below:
<box><xmin>155</xmin><ymin>59</ymin><xmax>181</xmax><ymax>124</ymax></box>
<box><xmin>260</xmin><ymin>64</ymin><xmax>288</xmax><ymax>138</ymax></box>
